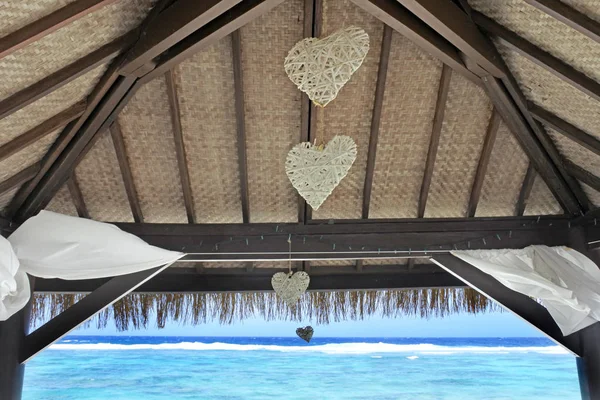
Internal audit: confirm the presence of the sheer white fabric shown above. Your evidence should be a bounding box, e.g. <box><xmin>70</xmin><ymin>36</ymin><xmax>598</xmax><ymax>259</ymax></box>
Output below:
<box><xmin>452</xmin><ymin>245</ymin><xmax>600</xmax><ymax>336</ymax></box>
<box><xmin>0</xmin><ymin>236</ymin><xmax>30</xmax><ymax>321</ymax></box>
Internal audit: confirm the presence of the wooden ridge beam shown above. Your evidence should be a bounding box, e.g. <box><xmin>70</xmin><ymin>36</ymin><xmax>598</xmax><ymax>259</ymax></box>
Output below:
<box><xmin>418</xmin><ymin>64</ymin><xmax>451</xmax><ymax>217</ymax></box>
<box><xmin>0</xmin><ymin>102</ymin><xmax>85</xmax><ymax>164</ymax></box>
<box><xmin>0</xmin><ymin>0</ymin><xmax>118</xmax><ymax>60</ymax></box>
<box><xmin>0</xmin><ymin>164</ymin><xmax>40</xmax><ymax>196</ymax></box>
<box><xmin>523</xmin><ymin>0</ymin><xmax>600</xmax><ymax>44</ymax></box>
<box><xmin>565</xmin><ymin>161</ymin><xmax>600</xmax><ymax>193</ymax></box>
<box><xmin>515</xmin><ymin>163</ymin><xmax>536</xmax><ymax>216</ymax></box>
<box><xmin>362</xmin><ymin>25</ymin><xmax>392</xmax><ymax>219</ymax></box>
<box><xmin>529</xmin><ymin>103</ymin><xmax>600</xmax><ymax>158</ymax></box>
<box><xmin>66</xmin><ymin>174</ymin><xmax>89</xmax><ymax>219</ymax></box>
<box><xmin>165</xmin><ymin>69</ymin><xmax>196</xmax><ymax>223</ymax></box>
<box><xmin>467</xmin><ymin>109</ymin><xmax>501</xmax><ymax>217</ymax></box>
<box><xmin>350</xmin><ymin>0</ymin><xmax>479</xmax><ymax>84</ymax></box>
<box><xmin>0</xmin><ymin>32</ymin><xmax>135</xmax><ymax>120</ymax></box>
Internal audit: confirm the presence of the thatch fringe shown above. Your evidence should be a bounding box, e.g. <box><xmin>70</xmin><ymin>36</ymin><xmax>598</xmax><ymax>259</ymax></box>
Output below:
<box><xmin>30</xmin><ymin>288</ymin><xmax>500</xmax><ymax>331</ymax></box>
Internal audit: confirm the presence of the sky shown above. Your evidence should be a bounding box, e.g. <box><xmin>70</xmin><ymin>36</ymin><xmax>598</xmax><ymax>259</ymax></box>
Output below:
<box><xmin>74</xmin><ymin>310</ymin><xmax>543</xmax><ymax>337</ymax></box>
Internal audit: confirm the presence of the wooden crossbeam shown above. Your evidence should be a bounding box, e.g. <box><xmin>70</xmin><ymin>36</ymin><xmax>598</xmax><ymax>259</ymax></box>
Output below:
<box><xmin>565</xmin><ymin>161</ymin><xmax>600</xmax><ymax>193</ymax></box>
<box><xmin>0</xmin><ymin>32</ymin><xmax>135</xmax><ymax>120</ymax></box>
<box><xmin>515</xmin><ymin>163</ymin><xmax>536</xmax><ymax>216</ymax></box>
<box><xmin>467</xmin><ymin>109</ymin><xmax>501</xmax><ymax>217</ymax></box>
<box><xmin>418</xmin><ymin>64</ymin><xmax>452</xmax><ymax>217</ymax></box>
<box><xmin>523</xmin><ymin>0</ymin><xmax>600</xmax><ymax>44</ymax></box>
<box><xmin>362</xmin><ymin>25</ymin><xmax>392</xmax><ymax>219</ymax></box>
<box><xmin>0</xmin><ymin>164</ymin><xmax>40</xmax><ymax>196</ymax></box>
<box><xmin>0</xmin><ymin>0</ymin><xmax>118</xmax><ymax>60</ymax></box>
<box><xmin>66</xmin><ymin>174</ymin><xmax>89</xmax><ymax>219</ymax></box>
<box><xmin>165</xmin><ymin>69</ymin><xmax>195</xmax><ymax>223</ymax></box>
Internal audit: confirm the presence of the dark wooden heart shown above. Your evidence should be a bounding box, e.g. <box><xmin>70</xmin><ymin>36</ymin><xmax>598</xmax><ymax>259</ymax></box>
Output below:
<box><xmin>296</xmin><ymin>326</ymin><xmax>314</xmax><ymax>343</ymax></box>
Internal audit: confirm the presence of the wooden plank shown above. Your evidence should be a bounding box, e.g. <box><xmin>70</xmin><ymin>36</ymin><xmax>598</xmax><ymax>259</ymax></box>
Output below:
<box><xmin>21</xmin><ymin>265</ymin><xmax>170</xmax><ymax>363</ymax></box>
<box><xmin>473</xmin><ymin>11</ymin><xmax>600</xmax><ymax>103</ymax></box>
<box><xmin>0</xmin><ymin>32</ymin><xmax>135</xmax><ymax>120</ymax></box>
<box><xmin>350</xmin><ymin>0</ymin><xmax>480</xmax><ymax>84</ymax></box>
<box><xmin>109</xmin><ymin>121</ymin><xmax>143</xmax><ymax>222</ymax></box>
<box><xmin>395</xmin><ymin>0</ymin><xmax>505</xmax><ymax>76</ymax></box>
<box><xmin>165</xmin><ymin>69</ymin><xmax>195</xmax><ymax>223</ymax></box>
<box><xmin>0</xmin><ymin>0</ymin><xmax>118</xmax><ymax>60</ymax></box>
<box><xmin>529</xmin><ymin>103</ymin><xmax>600</xmax><ymax>158</ymax></box>
<box><xmin>515</xmin><ymin>162</ymin><xmax>536</xmax><ymax>216</ymax></box>
<box><xmin>565</xmin><ymin>161</ymin><xmax>600</xmax><ymax>193</ymax></box>
<box><xmin>119</xmin><ymin>0</ymin><xmax>241</xmax><ymax>74</ymax></box>
<box><xmin>66</xmin><ymin>174</ymin><xmax>90</xmax><ymax>219</ymax></box>
<box><xmin>0</xmin><ymin>102</ymin><xmax>85</xmax><ymax>163</ymax></box>
<box><xmin>231</xmin><ymin>30</ymin><xmax>250</xmax><ymax>223</ymax></box>
<box><xmin>467</xmin><ymin>109</ymin><xmax>501</xmax><ymax>217</ymax></box>
<box><xmin>523</xmin><ymin>0</ymin><xmax>600</xmax><ymax>44</ymax></box>
<box><xmin>418</xmin><ymin>64</ymin><xmax>452</xmax><ymax>217</ymax></box>
<box><xmin>362</xmin><ymin>25</ymin><xmax>392</xmax><ymax>219</ymax></box>
<box><xmin>0</xmin><ymin>164</ymin><xmax>40</xmax><ymax>196</ymax></box>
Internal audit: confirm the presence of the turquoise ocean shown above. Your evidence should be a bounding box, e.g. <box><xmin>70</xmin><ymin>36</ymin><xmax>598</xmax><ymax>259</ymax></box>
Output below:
<box><xmin>24</xmin><ymin>336</ymin><xmax>581</xmax><ymax>399</ymax></box>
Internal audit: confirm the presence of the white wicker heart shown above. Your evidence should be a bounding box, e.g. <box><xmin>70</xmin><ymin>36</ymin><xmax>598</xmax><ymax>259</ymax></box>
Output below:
<box><xmin>286</xmin><ymin>135</ymin><xmax>357</xmax><ymax>210</ymax></box>
<box><xmin>271</xmin><ymin>271</ymin><xmax>310</xmax><ymax>307</ymax></box>
<box><xmin>284</xmin><ymin>26</ymin><xmax>370</xmax><ymax>106</ymax></box>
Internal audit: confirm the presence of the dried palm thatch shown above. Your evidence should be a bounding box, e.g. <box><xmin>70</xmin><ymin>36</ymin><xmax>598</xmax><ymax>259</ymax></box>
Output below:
<box><xmin>30</xmin><ymin>288</ymin><xmax>500</xmax><ymax>331</ymax></box>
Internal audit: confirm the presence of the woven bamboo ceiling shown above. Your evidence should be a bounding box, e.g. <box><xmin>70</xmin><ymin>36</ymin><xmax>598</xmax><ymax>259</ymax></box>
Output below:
<box><xmin>2</xmin><ymin>0</ymin><xmax>600</xmax><ymax>234</ymax></box>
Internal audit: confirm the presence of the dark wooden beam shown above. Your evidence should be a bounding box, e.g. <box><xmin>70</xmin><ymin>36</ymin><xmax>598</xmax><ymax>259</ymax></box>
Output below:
<box><xmin>565</xmin><ymin>161</ymin><xmax>600</xmax><ymax>193</ymax></box>
<box><xmin>395</xmin><ymin>0</ymin><xmax>505</xmax><ymax>77</ymax></box>
<box><xmin>165</xmin><ymin>69</ymin><xmax>195</xmax><ymax>223</ymax></box>
<box><xmin>119</xmin><ymin>0</ymin><xmax>241</xmax><ymax>75</ymax></box>
<box><xmin>473</xmin><ymin>11</ymin><xmax>600</xmax><ymax>103</ymax></box>
<box><xmin>515</xmin><ymin>162</ymin><xmax>536</xmax><ymax>216</ymax></box>
<box><xmin>66</xmin><ymin>174</ymin><xmax>89</xmax><ymax>219</ymax></box>
<box><xmin>0</xmin><ymin>163</ymin><xmax>40</xmax><ymax>196</ymax></box>
<box><xmin>467</xmin><ymin>109</ymin><xmax>501</xmax><ymax>217</ymax></box>
<box><xmin>0</xmin><ymin>0</ymin><xmax>118</xmax><ymax>60</ymax></box>
<box><xmin>231</xmin><ymin>30</ymin><xmax>250</xmax><ymax>223</ymax></box>
<box><xmin>432</xmin><ymin>254</ymin><xmax>581</xmax><ymax>355</ymax></box>
<box><xmin>0</xmin><ymin>102</ymin><xmax>85</xmax><ymax>164</ymax></box>
<box><xmin>109</xmin><ymin>121</ymin><xmax>143</xmax><ymax>222</ymax></box>
<box><xmin>529</xmin><ymin>103</ymin><xmax>600</xmax><ymax>158</ymax></box>
<box><xmin>418</xmin><ymin>64</ymin><xmax>452</xmax><ymax>217</ymax></box>
<box><xmin>350</xmin><ymin>0</ymin><xmax>479</xmax><ymax>84</ymax></box>
<box><xmin>363</xmin><ymin>25</ymin><xmax>392</xmax><ymax>219</ymax></box>
<box><xmin>0</xmin><ymin>32</ymin><xmax>135</xmax><ymax>120</ymax></box>
<box><xmin>21</xmin><ymin>265</ymin><xmax>170</xmax><ymax>363</ymax></box>
<box><xmin>523</xmin><ymin>0</ymin><xmax>600</xmax><ymax>44</ymax></box>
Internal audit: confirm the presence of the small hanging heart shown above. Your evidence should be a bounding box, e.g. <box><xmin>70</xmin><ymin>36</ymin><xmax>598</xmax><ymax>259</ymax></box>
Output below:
<box><xmin>271</xmin><ymin>271</ymin><xmax>310</xmax><ymax>307</ymax></box>
<box><xmin>286</xmin><ymin>135</ymin><xmax>357</xmax><ymax>210</ymax></box>
<box><xmin>284</xmin><ymin>26</ymin><xmax>370</xmax><ymax>106</ymax></box>
<box><xmin>296</xmin><ymin>326</ymin><xmax>314</xmax><ymax>343</ymax></box>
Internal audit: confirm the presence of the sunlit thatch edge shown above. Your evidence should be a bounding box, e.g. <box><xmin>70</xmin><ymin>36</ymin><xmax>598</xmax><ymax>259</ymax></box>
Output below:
<box><xmin>30</xmin><ymin>288</ymin><xmax>501</xmax><ymax>331</ymax></box>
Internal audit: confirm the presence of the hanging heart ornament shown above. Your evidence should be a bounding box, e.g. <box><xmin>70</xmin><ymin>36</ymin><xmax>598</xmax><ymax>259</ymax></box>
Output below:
<box><xmin>296</xmin><ymin>326</ymin><xmax>314</xmax><ymax>343</ymax></box>
<box><xmin>271</xmin><ymin>271</ymin><xmax>310</xmax><ymax>307</ymax></box>
<box><xmin>286</xmin><ymin>135</ymin><xmax>357</xmax><ymax>210</ymax></box>
<box><xmin>284</xmin><ymin>26</ymin><xmax>370</xmax><ymax>106</ymax></box>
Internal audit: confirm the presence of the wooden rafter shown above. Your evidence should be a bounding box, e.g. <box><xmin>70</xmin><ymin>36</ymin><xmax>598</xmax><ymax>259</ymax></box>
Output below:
<box><xmin>515</xmin><ymin>163</ymin><xmax>536</xmax><ymax>216</ymax></box>
<box><xmin>66</xmin><ymin>174</ymin><xmax>90</xmax><ymax>219</ymax></box>
<box><xmin>467</xmin><ymin>109</ymin><xmax>501</xmax><ymax>217</ymax></box>
<box><xmin>418</xmin><ymin>64</ymin><xmax>452</xmax><ymax>218</ymax></box>
<box><xmin>565</xmin><ymin>161</ymin><xmax>600</xmax><ymax>193</ymax></box>
<box><xmin>362</xmin><ymin>25</ymin><xmax>393</xmax><ymax>219</ymax></box>
<box><xmin>0</xmin><ymin>32</ymin><xmax>135</xmax><ymax>120</ymax></box>
<box><xmin>0</xmin><ymin>164</ymin><xmax>40</xmax><ymax>196</ymax></box>
<box><xmin>0</xmin><ymin>0</ymin><xmax>118</xmax><ymax>60</ymax></box>
<box><xmin>165</xmin><ymin>69</ymin><xmax>196</xmax><ymax>223</ymax></box>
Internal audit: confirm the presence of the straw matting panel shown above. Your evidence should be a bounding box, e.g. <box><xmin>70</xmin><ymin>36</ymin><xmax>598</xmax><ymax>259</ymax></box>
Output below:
<box><xmin>253</xmin><ymin>261</ymin><xmax>302</xmax><ymax>269</ymax></box>
<box><xmin>175</xmin><ymin>38</ymin><xmax>242</xmax><ymax>223</ymax></box>
<box><xmin>0</xmin><ymin>129</ymin><xmax>59</xmax><ymax>182</ymax></box>
<box><xmin>0</xmin><ymin>0</ymin><xmax>155</xmax><ymax>99</ymax></box>
<box><xmin>312</xmin><ymin>0</ymin><xmax>383</xmax><ymax>219</ymax></box>
<box><xmin>118</xmin><ymin>76</ymin><xmax>187</xmax><ymax>223</ymax></box>
<box><xmin>308</xmin><ymin>260</ymin><xmax>355</xmax><ymax>266</ymax></box>
<box><xmin>241</xmin><ymin>0</ymin><xmax>303</xmax><ymax>223</ymax></box>
<box><xmin>75</xmin><ymin>130</ymin><xmax>133</xmax><ymax>222</ymax></box>
<box><xmin>524</xmin><ymin>174</ymin><xmax>562</xmax><ymax>215</ymax></box>
<box><xmin>559</xmin><ymin>0</ymin><xmax>600</xmax><ymax>22</ymax></box>
<box><xmin>0</xmin><ymin>187</ymin><xmax>19</xmax><ymax>216</ymax></box>
<box><xmin>469</xmin><ymin>0</ymin><xmax>600</xmax><ymax>83</ymax></box>
<box><xmin>475</xmin><ymin>122</ymin><xmax>529</xmax><ymax>217</ymax></box>
<box><xmin>498</xmin><ymin>45</ymin><xmax>600</xmax><ymax>142</ymax></box>
<box><xmin>368</xmin><ymin>32</ymin><xmax>442</xmax><ymax>219</ymax></box>
<box><xmin>0</xmin><ymin>0</ymin><xmax>76</xmax><ymax>37</ymax></box>
<box><xmin>45</xmin><ymin>184</ymin><xmax>78</xmax><ymax>216</ymax></box>
<box><xmin>424</xmin><ymin>74</ymin><xmax>493</xmax><ymax>218</ymax></box>
<box><xmin>202</xmin><ymin>262</ymin><xmax>248</xmax><ymax>269</ymax></box>
<box><xmin>0</xmin><ymin>64</ymin><xmax>106</xmax><ymax>146</ymax></box>
<box><xmin>362</xmin><ymin>258</ymin><xmax>408</xmax><ymax>266</ymax></box>
<box><xmin>580</xmin><ymin>183</ymin><xmax>600</xmax><ymax>208</ymax></box>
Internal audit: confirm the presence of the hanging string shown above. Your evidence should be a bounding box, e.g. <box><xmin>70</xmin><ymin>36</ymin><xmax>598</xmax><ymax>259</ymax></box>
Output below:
<box><xmin>288</xmin><ymin>234</ymin><xmax>292</xmax><ymax>275</ymax></box>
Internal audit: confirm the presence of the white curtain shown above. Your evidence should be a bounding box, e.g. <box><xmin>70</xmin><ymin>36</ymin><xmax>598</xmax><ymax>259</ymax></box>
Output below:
<box><xmin>452</xmin><ymin>245</ymin><xmax>600</xmax><ymax>336</ymax></box>
<box><xmin>0</xmin><ymin>211</ymin><xmax>184</xmax><ymax>321</ymax></box>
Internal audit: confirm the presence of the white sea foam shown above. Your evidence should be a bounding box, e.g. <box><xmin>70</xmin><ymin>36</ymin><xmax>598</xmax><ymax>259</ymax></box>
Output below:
<box><xmin>406</xmin><ymin>356</ymin><xmax>419</xmax><ymax>360</ymax></box>
<box><xmin>49</xmin><ymin>342</ymin><xmax>570</xmax><ymax>355</ymax></box>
